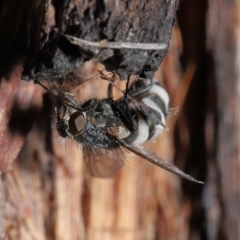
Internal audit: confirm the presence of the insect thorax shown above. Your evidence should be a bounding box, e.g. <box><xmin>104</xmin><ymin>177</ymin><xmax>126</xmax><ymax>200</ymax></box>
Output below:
<box><xmin>56</xmin><ymin>99</ymin><xmax>125</xmax><ymax>149</ymax></box>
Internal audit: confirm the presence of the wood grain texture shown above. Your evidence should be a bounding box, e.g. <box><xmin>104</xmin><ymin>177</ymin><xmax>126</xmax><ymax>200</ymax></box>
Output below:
<box><xmin>207</xmin><ymin>0</ymin><xmax>240</xmax><ymax>239</ymax></box>
<box><xmin>3</xmin><ymin>33</ymin><xmax>193</xmax><ymax>240</ymax></box>
<box><xmin>3</xmin><ymin>0</ymin><xmax>233</xmax><ymax>239</ymax></box>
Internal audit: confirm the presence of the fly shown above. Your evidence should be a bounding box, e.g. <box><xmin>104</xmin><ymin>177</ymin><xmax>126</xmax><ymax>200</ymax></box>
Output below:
<box><xmin>40</xmin><ymin>74</ymin><xmax>203</xmax><ymax>184</ymax></box>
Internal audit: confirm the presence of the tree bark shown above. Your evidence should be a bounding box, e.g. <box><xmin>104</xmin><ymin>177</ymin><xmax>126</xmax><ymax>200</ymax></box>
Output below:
<box><xmin>206</xmin><ymin>0</ymin><xmax>240</xmax><ymax>239</ymax></box>
<box><xmin>22</xmin><ymin>0</ymin><xmax>179</xmax><ymax>81</ymax></box>
<box><xmin>0</xmin><ymin>0</ymin><xmax>223</xmax><ymax>240</ymax></box>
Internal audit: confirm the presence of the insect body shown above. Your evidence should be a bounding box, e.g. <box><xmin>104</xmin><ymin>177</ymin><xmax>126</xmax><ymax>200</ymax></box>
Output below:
<box><xmin>51</xmin><ymin>77</ymin><xmax>203</xmax><ymax>184</ymax></box>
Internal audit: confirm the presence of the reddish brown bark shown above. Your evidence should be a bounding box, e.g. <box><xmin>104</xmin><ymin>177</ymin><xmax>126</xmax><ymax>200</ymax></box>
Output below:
<box><xmin>4</xmin><ymin>0</ymin><xmax>237</xmax><ymax>239</ymax></box>
<box><xmin>207</xmin><ymin>0</ymin><xmax>240</xmax><ymax>239</ymax></box>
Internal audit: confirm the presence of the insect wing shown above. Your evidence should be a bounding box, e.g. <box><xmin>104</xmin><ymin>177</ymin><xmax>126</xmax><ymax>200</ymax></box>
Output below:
<box><xmin>139</xmin><ymin>103</ymin><xmax>164</xmax><ymax>125</ymax></box>
<box><xmin>117</xmin><ymin>138</ymin><xmax>204</xmax><ymax>184</ymax></box>
<box><xmin>83</xmin><ymin>147</ymin><xmax>125</xmax><ymax>178</ymax></box>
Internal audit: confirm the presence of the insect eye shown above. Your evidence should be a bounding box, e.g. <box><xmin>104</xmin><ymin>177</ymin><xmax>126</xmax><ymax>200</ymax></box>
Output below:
<box><xmin>68</xmin><ymin>111</ymin><xmax>85</xmax><ymax>136</ymax></box>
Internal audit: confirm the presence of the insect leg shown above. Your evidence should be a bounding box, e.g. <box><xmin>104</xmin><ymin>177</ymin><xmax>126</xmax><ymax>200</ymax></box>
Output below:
<box><xmin>40</xmin><ymin>79</ymin><xmax>97</xmax><ymax>111</ymax></box>
<box><xmin>108</xmin><ymin>75</ymin><xmax>137</xmax><ymax>132</ymax></box>
<box><xmin>119</xmin><ymin>75</ymin><xmax>131</xmax><ymax>114</ymax></box>
<box><xmin>107</xmin><ymin>72</ymin><xmax>117</xmax><ymax>99</ymax></box>
<box><xmin>124</xmin><ymin>74</ymin><xmax>131</xmax><ymax>99</ymax></box>
<box><xmin>128</xmin><ymin>78</ymin><xmax>153</xmax><ymax>98</ymax></box>
<box><xmin>118</xmin><ymin>74</ymin><xmax>137</xmax><ymax>132</ymax></box>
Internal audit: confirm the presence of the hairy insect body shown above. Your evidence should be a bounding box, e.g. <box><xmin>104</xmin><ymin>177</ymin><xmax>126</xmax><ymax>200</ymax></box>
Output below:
<box><xmin>56</xmin><ymin>79</ymin><xmax>168</xmax><ymax>149</ymax></box>
<box><xmin>57</xmin><ymin>100</ymin><xmax>119</xmax><ymax>148</ymax></box>
<box><xmin>53</xmin><ymin>77</ymin><xmax>203</xmax><ymax>183</ymax></box>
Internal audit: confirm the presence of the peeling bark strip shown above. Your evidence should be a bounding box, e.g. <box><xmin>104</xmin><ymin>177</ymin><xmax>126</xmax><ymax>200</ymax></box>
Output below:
<box><xmin>22</xmin><ymin>0</ymin><xmax>179</xmax><ymax>81</ymax></box>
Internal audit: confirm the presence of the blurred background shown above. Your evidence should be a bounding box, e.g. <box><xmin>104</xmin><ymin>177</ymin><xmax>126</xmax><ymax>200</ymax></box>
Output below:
<box><xmin>1</xmin><ymin>0</ymin><xmax>240</xmax><ymax>239</ymax></box>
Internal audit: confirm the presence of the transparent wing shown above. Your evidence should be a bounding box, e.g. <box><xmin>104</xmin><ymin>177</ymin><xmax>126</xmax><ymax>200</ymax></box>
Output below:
<box><xmin>83</xmin><ymin>147</ymin><xmax>125</xmax><ymax>178</ymax></box>
<box><xmin>117</xmin><ymin>138</ymin><xmax>204</xmax><ymax>184</ymax></box>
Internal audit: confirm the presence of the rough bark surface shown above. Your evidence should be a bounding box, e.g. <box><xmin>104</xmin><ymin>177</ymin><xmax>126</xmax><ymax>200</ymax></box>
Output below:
<box><xmin>207</xmin><ymin>0</ymin><xmax>240</xmax><ymax>239</ymax></box>
<box><xmin>22</xmin><ymin>0</ymin><xmax>179</xmax><ymax>81</ymax></box>
<box><xmin>3</xmin><ymin>0</ymin><xmax>240</xmax><ymax>240</ymax></box>
<box><xmin>0</xmin><ymin>66</ymin><xmax>42</xmax><ymax>172</ymax></box>
<box><xmin>0</xmin><ymin>1</ymin><xmax>186</xmax><ymax>240</ymax></box>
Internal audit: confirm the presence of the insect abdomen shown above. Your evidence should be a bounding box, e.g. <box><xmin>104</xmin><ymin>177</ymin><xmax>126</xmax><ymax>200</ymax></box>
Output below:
<box><xmin>124</xmin><ymin>79</ymin><xmax>169</xmax><ymax>145</ymax></box>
